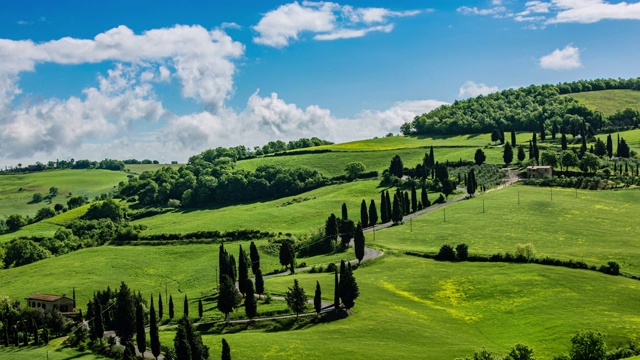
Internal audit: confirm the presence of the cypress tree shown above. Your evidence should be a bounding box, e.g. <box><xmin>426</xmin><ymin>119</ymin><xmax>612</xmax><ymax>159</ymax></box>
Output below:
<box><xmin>325</xmin><ymin>213</ymin><xmax>339</xmax><ymax>242</ymax></box>
<box><xmin>467</xmin><ymin>169</ymin><xmax>477</xmax><ymax>196</ymax></box>
<box><xmin>429</xmin><ymin>146</ymin><xmax>435</xmax><ymax>170</ymax></box>
<box><xmin>198</xmin><ymin>299</ymin><xmax>203</xmax><ymax>319</ymax></box>
<box><xmin>500</xmin><ymin>126</ymin><xmax>505</xmax><ymax>144</ymax></box>
<box><xmin>341</xmin><ymin>202</ymin><xmax>348</xmax><ymax>220</ymax></box>
<box><xmin>249</xmin><ymin>241</ymin><xmax>261</xmax><ymax>275</ymax></box>
<box><xmin>511</xmin><ymin>129</ymin><xmax>517</xmax><ymax>147</ymax></box>
<box><xmin>238</xmin><ymin>245</ymin><xmax>249</xmax><ymax>297</ymax></box>
<box><xmin>21</xmin><ymin>321</ymin><xmax>27</xmax><ymax>346</ymax></box>
<box><xmin>340</xmin><ymin>263</ymin><xmax>360</xmax><ymax>309</ymax></box>
<box><xmin>334</xmin><ymin>269</ymin><xmax>340</xmax><ymax>310</ymax></box>
<box><xmin>403</xmin><ymin>191</ymin><xmax>410</xmax><ymax>215</ymax></box>
<box><xmin>94</xmin><ymin>298</ymin><xmax>104</xmax><ymax>341</ymax></box>
<box><xmin>354</xmin><ymin>222</ymin><xmax>365</xmax><ymax>264</ymax></box>
<box><xmin>222</xmin><ymin>338</ymin><xmax>231</xmax><ymax>360</ymax></box>
<box><xmin>158</xmin><ymin>293</ymin><xmax>163</xmax><ymax>320</ymax></box>
<box><xmin>517</xmin><ymin>146</ymin><xmax>526</xmax><ymax>163</ymax></box>
<box><xmin>115</xmin><ymin>282</ymin><xmax>135</xmax><ymax>344</ymax></box>
<box><xmin>562</xmin><ymin>133</ymin><xmax>568</xmax><ymax>150</ymax></box>
<box><xmin>244</xmin><ymin>279</ymin><xmax>257</xmax><ymax>320</ymax></box>
<box><xmin>617</xmin><ymin>133</ymin><xmax>621</xmax><ymax>156</ymax></box>
<box><xmin>169</xmin><ymin>295</ymin><xmax>174</xmax><ymax>319</ymax></box>
<box><xmin>392</xmin><ymin>193</ymin><xmax>403</xmax><ymax>224</ymax></box>
<box><xmin>314</xmin><ymin>281</ymin><xmax>322</xmax><ymax>314</ymax></box>
<box><xmin>136</xmin><ymin>298</ymin><xmax>146</xmax><ymax>355</ymax></box>
<box><xmin>360</xmin><ymin>199</ymin><xmax>368</xmax><ymax>228</ymax></box>
<box><xmin>150</xmin><ymin>296</ymin><xmax>161</xmax><ymax>360</ymax></box>
<box><xmin>218</xmin><ymin>274</ymin><xmax>241</xmax><ymax>321</ymax></box>
<box><xmin>219</xmin><ymin>243</ymin><xmax>229</xmax><ymax>284</ymax></box>
<box><xmin>255</xmin><ymin>269</ymin><xmax>265</xmax><ymax>298</ymax></box>
<box><xmin>421</xmin><ymin>182</ymin><xmax>430</xmax><ymax>207</ymax></box>
<box><xmin>581</xmin><ymin>134</ymin><xmax>587</xmax><ymax>156</ymax></box>
<box><xmin>607</xmin><ymin>134</ymin><xmax>613</xmax><ymax>158</ymax></box>
<box><xmin>529</xmin><ymin>141</ymin><xmax>534</xmax><ymax>160</ymax></box>
<box><xmin>503</xmin><ymin>141</ymin><xmax>513</xmax><ymax>165</ymax></box>
<box><xmin>369</xmin><ymin>199</ymin><xmax>378</xmax><ymax>226</ymax></box>
<box><xmin>385</xmin><ymin>190</ymin><xmax>392</xmax><ymax>220</ymax></box>
<box><xmin>13</xmin><ymin>326</ymin><xmax>18</xmax><ymax>346</ymax></box>
<box><xmin>183</xmin><ymin>295</ymin><xmax>189</xmax><ymax>318</ymax></box>
<box><xmin>173</xmin><ymin>321</ymin><xmax>191</xmax><ymax>360</ymax></box>
<box><xmin>389</xmin><ymin>155</ymin><xmax>404</xmax><ymax>178</ymax></box>
<box><xmin>32</xmin><ymin>320</ymin><xmax>38</xmax><ymax>345</ymax></box>
<box><xmin>411</xmin><ymin>183</ymin><xmax>418</xmax><ymax>213</ymax></box>
<box><xmin>380</xmin><ymin>192</ymin><xmax>388</xmax><ymax>223</ymax></box>
<box><xmin>540</xmin><ymin>122</ymin><xmax>546</xmax><ymax>141</ymax></box>
<box><xmin>229</xmin><ymin>255</ymin><xmax>237</xmax><ymax>282</ymax></box>
<box><xmin>42</xmin><ymin>327</ymin><xmax>48</xmax><ymax>345</ymax></box>
<box><xmin>3</xmin><ymin>322</ymin><xmax>9</xmax><ymax>347</ymax></box>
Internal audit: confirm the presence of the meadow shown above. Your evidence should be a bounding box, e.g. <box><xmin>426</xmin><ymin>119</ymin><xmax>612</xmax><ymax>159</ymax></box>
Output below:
<box><xmin>0</xmin><ymin>169</ymin><xmax>128</xmax><ymax>218</ymax></box>
<box><xmin>566</xmin><ymin>89</ymin><xmax>640</xmax><ymax>116</ymax></box>
<box><xmin>594</xmin><ymin>129</ymin><xmax>640</xmax><ymax>154</ymax></box>
<box><xmin>0</xmin><ymin>203</ymin><xmax>91</xmax><ymax>243</ymax></box>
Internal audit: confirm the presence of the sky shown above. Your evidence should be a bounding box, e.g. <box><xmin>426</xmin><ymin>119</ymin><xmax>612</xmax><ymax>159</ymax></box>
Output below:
<box><xmin>0</xmin><ymin>0</ymin><xmax>639</xmax><ymax>166</ymax></box>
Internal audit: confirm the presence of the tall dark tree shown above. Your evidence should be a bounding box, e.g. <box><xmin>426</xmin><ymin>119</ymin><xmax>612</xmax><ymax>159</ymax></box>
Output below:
<box><xmin>314</xmin><ymin>281</ymin><xmax>322</xmax><ymax>314</ymax></box>
<box><xmin>580</xmin><ymin>134</ymin><xmax>588</xmax><ymax>157</ymax></box>
<box><xmin>285</xmin><ymin>279</ymin><xmax>307</xmax><ymax>317</ymax></box>
<box><xmin>503</xmin><ymin>141</ymin><xmax>514</xmax><ymax>165</ymax></box>
<box><xmin>403</xmin><ymin>191</ymin><xmax>410</xmax><ymax>215</ymax></box>
<box><xmin>368</xmin><ymin>199</ymin><xmax>378</xmax><ymax>226</ymax></box>
<box><xmin>183</xmin><ymin>295</ymin><xmax>189</xmax><ymax>318</ymax></box>
<box><xmin>341</xmin><ymin>202</ymin><xmax>348</xmax><ymax>220</ymax></box>
<box><xmin>229</xmin><ymin>255</ymin><xmax>237</xmax><ymax>282</ymax></box>
<box><xmin>169</xmin><ymin>295</ymin><xmax>174</xmax><ymax>319</ymax></box>
<box><xmin>561</xmin><ymin>133</ymin><xmax>568</xmax><ymax>150</ymax></box>
<box><xmin>198</xmin><ymin>299</ymin><xmax>203</xmax><ymax>319</ymax></box>
<box><xmin>435</xmin><ymin>162</ymin><xmax>449</xmax><ymax>183</ymax></box>
<box><xmin>136</xmin><ymin>298</ymin><xmax>146</xmax><ymax>355</ymax></box>
<box><xmin>42</xmin><ymin>327</ymin><xmax>48</xmax><ymax>345</ymax></box>
<box><xmin>532</xmin><ymin>134</ymin><xmax>539</xmax><ymax>164</ymax></box>
<box><xmin>467</xmin><ymin>169</ymin><xmax>477</xmax><ymax>196</ymax></box>
<box><xmin>149</xmin><ymin>296</ymin><xmax>161</xmax><ymax>360</ymax></box>
<box><xmin>255</xmin><ymin>269</ymin><xmax>265</xmax><ymax>298</ymax></box>
<box><xmin>334</xmin><ymin>269</ymin><xmax>340</xmax><ymax>310</ymax></box>
<box><xmin>93</xmin><ymin>297</ymin><xmax>104</xmax><ymax>342</ymax></box>
<box><xmin>606</xmin><ymin>134</ymin><xmax>613</xmax><ymax>158</ymax></box>
<box><xmin>421</xmin><ymin>183</ymin><xmax>430</xmax><ymax>207</ymax></box>
<box><xmin>354</xmin><ymin>222</ymin><xmax>365</xmax><ymax>264</ymax></box>
<box><xmin>441</xmin><ymin>179</ymin><xmax>455</xmax><ymax>199</ymax></box>
<box><xmin>3</xmin><ymin>322</ymin><xmax>9</xmax><ymax>347</ymax></box>
<box><xmin>158</xmin><ymin>293</ymin><xmax>163</xmax><ymax>320</ymax></box>
<box><xmin>32</xmin><ymin>320</ymin><xmax>39</xmax><ymax>345</ymax></box>
<box><xmin>517</xmin><ymin>146</ymin><xmax>526</xmax><ymax>163</ymax></box>
<box><xmin>423</xmin><ymin>147</ymin><xmax>435</xmax><ymax>173</ymax></box>
<box><xmin>392</xmin><ymin>193</ymin><xmax>403</xmax><ymax>224</ymax></box>
<box><xmin>511</xmin><ymin>129</ymin><xmax>517</xmax><ymax>147</ymax></box>
<box><xmin>249</xmin><ymin>241</ymin><xmax>261</xmax><ymax>275</ymax></box>
<box><xmin>618</xmin><ymin>138</ymin><xmax>631</xmax><ymax>158</ymax></box>
<box><xmin>174</xmin><ymin>323</ymin><xmax>192</xmax><ymax>360</ymax></box>
<box><xmin>385</xmin><ymin>191</ymin><xmax>392</xmax><ymax>221</ymax></box>
<box><xmin>491</xmin><ymin>128</ymin><xmax>501</xmax><ymax>144</ymax></box>
<box><xmin>360</xmin><ymin>199</ymin><xmax>368</xmax><ymax>228</ymax></box>
<box><xmin>411</xmin><ymin>183</ymin><xmax>418</xmax><ymax>213</ymax></box>
<box><xmin>389</xmin><ymin>155</ymin><xmax>404</xmax><ymax>178</ymax></box>
<box><xmin>594</xmin><ymin>138</ymin><xmax>607</xmax><ymax>156</ymax></box>
<box><xmin>338</xmin><ymin>219</ymin><xmax>355</xmax><ymax>246</ymax></box>
<box><xmin>474</xmin><ymin>149</ymin><xmax>486</xmax><ymax>165</ymax></box>
<box><xmin>540</xmin><ymin>122</ymin><xmax>546</xmax><ymax>141</ymax></box>
<box><xmin>115</xmin><ymin>282</ymin><xmax>136</xmax><ymax>344</ymax></box>
<box><xmin>325</xmin><ymin>213</ymin><xmax>339</xmax><ymax>242</ymax></box>
<box><xmin>244</xmin><ymin>279</ymin><xmax>257</xmax><ymax>320</ymax></box>
<box><xmin>238</xmin><ymin>245</ymin><xmax>249</xmax><ymax>296</ymax></box>
<box><xmin>552</xmin><ymin>121</ymin><xmax>558</xmax><ymax>140</ymax></box>
<box><xmin>500</xmin><ymin>126</ymin><xmax>505</xmax><ymax>144</ymax></box>
<box><xmin>279</xmin><ymin>240</ymin><xmax>295</xmax><ymax>273</ymax></box>
<box><xmin>222</xmin><ymin>338</ymin><xmax>231</xmax><ymax>360</ymax></box>
<box><xmin>380</xmin><ymin>192</ymin><xmax>388</xmax><ymax>223</ymax></box>
<box><xmin>218</xmin><ymin>274</ymin><xmax>241</xmax><ymax>321</ymax></box>
<box><xmin>219</xmin><ymin>243</ymin><xmax>232</xmax><ymax>284</ymax></box>
<box><xmin>339</xmin><ymin>263</ymin><xmax>360</xmax><ymax>309</ymax></box>
<box><xmin>174</xmin><ymin>316</ymin><xmax>209</xmax><ymax>360</ymax></box>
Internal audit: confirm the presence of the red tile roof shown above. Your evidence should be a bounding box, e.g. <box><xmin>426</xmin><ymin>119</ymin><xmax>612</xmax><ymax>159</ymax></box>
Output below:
<box><xmin>26</xmin><ymin>294</ymin><xmax>71</xmax><ymax>302</ymax></box>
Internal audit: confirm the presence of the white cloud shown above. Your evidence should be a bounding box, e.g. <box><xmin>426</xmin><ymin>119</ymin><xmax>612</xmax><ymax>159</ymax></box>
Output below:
<box><xmin>253</xmin><ymin>1</ymin><xmax>422</xmax><ymax>47</ymax></box>
<box><xmin>539</xmin><ymin>44</ymin><xmax>582</xmax><ymax>70</ymax></box>
<box><xmin>548</xmin><ymin>0</ymin><xmax>640</xmax><ymax>24</ymax></box>
<box><xmin>0</xmin><ymin>25</ymin><xmax>244</xmax><ymax>109</ymax></box>
<box><xmin>458</xmin><ymin>81</ymin><xmax>500</xmax><ymax>98</ymax></box>
<box><xmin>457</xmin><ymin>5</ymin><xmax>508</xmax><ymax>16</ymax></box>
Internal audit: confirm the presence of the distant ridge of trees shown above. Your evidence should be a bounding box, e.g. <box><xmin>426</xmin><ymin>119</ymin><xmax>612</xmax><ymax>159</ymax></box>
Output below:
<box><xmin>402</xmin><ymin>77</ymin><xmax>640</xmax><ymax>136</ymax></box>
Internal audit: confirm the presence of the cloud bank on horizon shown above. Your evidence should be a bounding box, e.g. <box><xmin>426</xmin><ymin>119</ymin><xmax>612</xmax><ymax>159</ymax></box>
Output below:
<box><xmin>0</xmin><ymin>0</ymin><xmax>638</xmax><ymax>166</ymax></box>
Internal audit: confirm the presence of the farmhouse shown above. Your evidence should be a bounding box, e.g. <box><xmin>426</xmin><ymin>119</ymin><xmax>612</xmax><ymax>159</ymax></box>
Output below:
<box><xmin>25</xmin><ymin>293</ymin><xmax>75</xmax><ymax>313</ymax></box>
<box><xmin>527</xmin><ymin>165</ymin><xmax>552</xmax><ymax>179</ymax></box>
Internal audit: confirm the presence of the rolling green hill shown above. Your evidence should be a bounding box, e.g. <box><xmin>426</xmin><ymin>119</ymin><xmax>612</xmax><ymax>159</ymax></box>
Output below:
<box><xmin>566</xmin><ymin>89</ymin><xmax>640</xmax><ymax>116</ymax></box>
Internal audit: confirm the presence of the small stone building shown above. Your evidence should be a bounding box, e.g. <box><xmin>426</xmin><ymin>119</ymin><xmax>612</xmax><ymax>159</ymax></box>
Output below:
<box><xmin>25</xmin><ymin>293</ymin><xmax>75</xmax><ymax>313</ymax></box>
<box><xmin>527</xmin><ymin>166</ymin><xmax>553</xmax><ymax>179</ymax></box>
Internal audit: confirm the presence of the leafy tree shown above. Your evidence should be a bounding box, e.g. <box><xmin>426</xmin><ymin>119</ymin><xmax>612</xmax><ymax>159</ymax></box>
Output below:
<box><xmin>541</xmin><ymin>151</ymin><xmax>558</xmax><ymax>167</ymax></box>
<box><xmin>135</xmin><ymin>298</ymin><xmax>146</xmax><ymax>355</ymax></box>
<box><xmin>392</xmin><ymin>193</ymin><xmax>403</xmax><ymax>224</ymax></box>
<box><xmin>491</xmin><ymin>129</ymin><xmax>501</xmax><ymax>144</ymax></box>
<box><xmin>338</xmin><ymin>219</ymin><xmax>355</xmax><ymax>246</ymax></box>
<box><xmin>503</xmin><ymin>141</ymin><xmax>514</xmax><ymax>165</ymax></box>
<box><xmin>354</xmin><ymin>222</ymin><xmax>365</xmax><ymax>264</ymax></box>
<box><xmin>325</xmin><ymin>214</ymin><xmax>339</xmax><ymax>242</ymax></box>
<box><xmin>83</xmin><ymin>198</ymin><xmax>125</xmax><ymax>223</ymax></box>
<box><xmin>5</xmin><ymin>214</ymin><xmax>26</xmax><ymax>231</ymax></box>
<box><xmin>455</xmin><ymin>243</ymin><xmax>469</xmax><ymax>261</ymax></box>
<box><xmin>421</xmin><ymin>183</ymin><xmax>430</xmax><ymax>207</ymax></box>
<box><xmin>4</xmin><ymin>239</ymin><xmax>51</xmax><ymax>267</ymax></box>
<box><xmin>474</xmin><ymin>149</ymin><xmax>486</xmax><ymax>165</ymax></box>
<box><xmin>344</xmin><ymin>162</ymin><xmax>366</xmax><ymax>179</ymax></box>
<box><xmin>169</xmin><ymin>295</ymin><xmax>174</xmax><ymax>319</ymax></box>
<box><xmin>389</xmin><ymin>155</ymin><xmax>404</xmax><ymax>178</ymax></box>
<box><xmin>552</xmin><ymin>121</ymin><xmax>559</xmax><ymax>140</ymax></box>
<box><xmin>314</xmin><ymin>281</ymin><xmax>322</xmax><ymax>314</ymax></box>
<box><xmin>411</xmin><ymin>183</ymin><xmax>418</xmax><ymax>213</ymax></box>
<box><xmin>368</xmin><ymin>199</ymin><xmax>378</xmax><ymax>226</ymax></box>
<box><xmin>285</xmin><ymin>279</ymin><xmax>307</xmax><ymax>316</ymax></box>
<box><xmin>255</xmin><ymin>269</ymin><xmax>264</xmax><ymax>298</ymax></box>
<box><xmin>561</xmin><ymin>151</ymin><xmax>579</xmax><ymax>171</ymax></box>
<box><xmin>244</xmin><ymin>279</ymin><xmax>257</xmax><ymax>319</ymax></box>
<box><xmin>115</xmin><ymin>282</ymin><xmax>135</xmax><ymax>344</ymax></box>
<box><xmin>49</xmin><ymin>186</ymin><xmax>59</xmax><ymax>198</ymax></box>
<box><xmin>249</xmin><ymin>241</ymin><xmax>261</xmax><ymax>275</ymax></box>
<box><xmin>32</xmin><ymin>193</ymin><xmax>43</xmax><ymax>203</ymax></box>
<box><xmin>507</xmin><ymin>343</ymin><xmax>535</xmax><ymax>360</ymax></box>
<box><xmin>149</xmin><ymin>296</ymin><xmax>161</xmax><ymax>360</ymax></box>
<box><xmin>183</xmin><ymin>295</ymin><xmax>189</xmax><ymax>318</ymax></box>
<box><xmin>360</xmin><ymin>199</ymin><xmax>368</xmax><ymax>228</ymax></box>
<box><xmin>218</xmin><ymin>274</ymin><xmax>241</xmax><ymax>321</ymax></box>
<box><xmin>581</xmin><ymin>153</ymin><xmax>600</xmax><ymax>173</ymax></box>
<box><xmin>198</xmin><ymin>299</ymin><xmax>203</xmax><ymax>319</ymax></box>
<box><xmin>339</xmin><ymin>263</ymin><xmax>360</xmax><ymax>309</ymax></box>
<box><xmin>279</xmin><ymin>240</ymin><xmax>296</xmax><ymax>273</ymax></box>
<box><xmin>569</xmin><ymin>330</ymin><xmax>606</xmax><ymax>360</ymax></box>
<box><xmin>222</xmin><ymin>338</ymin><xmax>231</xmax><ymax>360</ymax></box>
<box><xmin>441</xmin><ymin>179</ymin><xmax>455</xmax><ymax>199</ymax></box>
<box><xmin>67</xmin><ymin>195</ymin><xmax>87</xmax><ymax>209</ymax></box>
<box><xmin>436</xmin><ymin>244</ymin><xmax>456</xmax><ymax>261</ymax></box>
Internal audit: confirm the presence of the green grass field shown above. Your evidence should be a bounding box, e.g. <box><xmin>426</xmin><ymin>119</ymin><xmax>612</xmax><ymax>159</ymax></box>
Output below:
<box><xmin>0</xmin><ymin>169</ymin><xmax>128</xmax><ymax>219</ymax></box>
<box><xmin>134</xmin><ymin>180</ymin><xmax>391</xmax><ymax>235</ymax></box>
<box><xmin>566</xmin><ymin>89</ymin><xmax>640</xmax><ymax>116</ymax></box>
<box><xmin>0</xmin><ymin>203</ymin><xmax>91</xmax><ymax>243</ymax></box>
<box><xmin>594</xmin><ymin>128</ymin><xmax>640</xmax><ymax>154</ymax></box>
<box><xmin>0</xmin><ymin>337</ymin><xmax>108</xmax><ymax>360</ymax></box>
<box><xmin>370</xmin><ymin>184</ymin><xmax>640</xmax><ymax>274</ymax></box>
<box><xmin>155</xmin><ymin>254</ymin><xmax>640</xmax><ymax>359</ymax></box>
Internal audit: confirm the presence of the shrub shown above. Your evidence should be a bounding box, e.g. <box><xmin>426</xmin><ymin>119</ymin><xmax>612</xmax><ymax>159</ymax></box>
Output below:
<box><xmin>455</xmin><ymin>243</ymin><xmax>469</xmax><ymax>261</ymax></box>
<box><xmin>515</xmin><ymin>243</ymin><xmax>536</xmax><ymax>261</ymax></box>
<box><xmin>326</xmin><ymin>262</ymin><xmax>338</xmax><ymax>273</ymax></box>
<box><xmin>436</xmin><ymin>244</ymin><xmax>456</xmax><ymax>261</ymax></box>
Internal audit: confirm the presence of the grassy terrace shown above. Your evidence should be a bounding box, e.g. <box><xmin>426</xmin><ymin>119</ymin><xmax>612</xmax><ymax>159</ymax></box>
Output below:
<box><xmin>566</xmin><ymin>89</ymin><xmax>640</xmax><ymax>116</ymax></box>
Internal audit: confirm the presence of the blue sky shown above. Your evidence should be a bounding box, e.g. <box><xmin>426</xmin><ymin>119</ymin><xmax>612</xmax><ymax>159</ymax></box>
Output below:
<box><xmin>0</xmin><ymin>0</ymin><xmax>639</xmax><ymax>166</ymax></box>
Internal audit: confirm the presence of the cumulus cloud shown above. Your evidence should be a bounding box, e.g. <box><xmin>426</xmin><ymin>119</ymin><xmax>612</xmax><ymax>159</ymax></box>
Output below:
<box><xmin>548</xmin><ymin>0</ymin><xmax>640</xmax><ymax>24</ymax></box>
<box><xmin>253</xmin><ymin>1</ymin><xmax>423</xmax><ymax>47</ymax></box>
<box><xmin>457</xmin><ymin>5</ymin><xmax>508</xmax><ymax>16</ymax></box>
<box><xmin>539</xmin><ymin>44</ymin><xmax>582</xmax><ymax>70</ymax></box>
<box><xmin>458</xmin><ymin>81</ymin><xmax>500</xmax><ymax>98</ymax></box>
